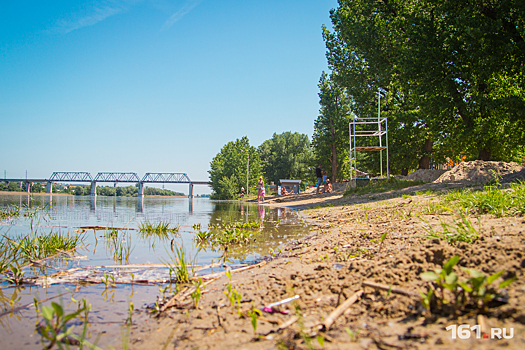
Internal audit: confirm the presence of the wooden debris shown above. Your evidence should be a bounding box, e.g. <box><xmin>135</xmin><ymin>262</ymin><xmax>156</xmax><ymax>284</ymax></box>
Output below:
<box><xmin>362</xmin><ymin>281</ymin><xmax>419</xmax><ymax>298</ymax></box>
<box><xmin>278</xmin><ymin>316</ymin><xmax>299</xmax><ymax>330</ymax></box>
<box><xmin>194</xmin><ymin>261</ymin><xmax>267</xmax><ymax>280</ymax></box>
<box><xmin>321</xmin><ymin>289</ymin><xmax>363</xmax><ymax>331</ymax></box>
<box><xmin>159</xmin><ymin>287</ymin><xmax>189</xmax><ymax>314</ymax></box>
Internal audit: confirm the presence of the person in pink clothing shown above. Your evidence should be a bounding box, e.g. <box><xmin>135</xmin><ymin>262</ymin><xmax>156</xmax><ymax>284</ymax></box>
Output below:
<box><xmin>257</xmin><ymin>176</ymin><xmax>265</xmax><ymax>203</ymax></box>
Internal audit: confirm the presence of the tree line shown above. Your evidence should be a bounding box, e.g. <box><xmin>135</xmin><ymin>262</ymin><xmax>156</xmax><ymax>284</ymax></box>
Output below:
<box><xmin>0</xmin><ymin>182</ymin><xmax>185</xmax><ymax>197</ymax></box>
<box><xmin>210</xmin><ymin>0</ymin><xmax>524</xmax><ymax>199</ymax></box>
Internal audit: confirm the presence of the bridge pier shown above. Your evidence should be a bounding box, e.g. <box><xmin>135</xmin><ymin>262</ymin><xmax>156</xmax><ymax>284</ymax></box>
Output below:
<box><xmin>26</xmin><ymin>182</ymin><xmax>30</xmax><ymax>193</ymax></box>
<box><xmin>137</xmin><ymin>182</ymin><xmax>144</xmax><ymax>198</ymax></box>
<box><xmin>46</xmin><ymin>181</ymin><xmax>53</xmax><ymax>194</ymax></box>
<box><xmin>90</xmin><ymin>181</ymin><xmax>97</xmax><ymax>197</ymax></box>
<box><xmin>188</xmin><ymin>183</ymin><xmax>194</xmax><ymax>198</ymax></box>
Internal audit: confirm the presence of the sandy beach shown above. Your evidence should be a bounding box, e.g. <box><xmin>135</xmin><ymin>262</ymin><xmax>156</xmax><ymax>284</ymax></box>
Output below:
<box><xmin>129</xmin><ymin>165</ymin><xmax>525</xmax><ymax>350</ymax></box>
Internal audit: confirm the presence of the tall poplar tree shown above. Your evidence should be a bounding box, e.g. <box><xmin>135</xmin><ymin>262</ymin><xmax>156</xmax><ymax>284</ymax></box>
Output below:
<box><xmin>312</xmin><ymin>72</ymin><xmax>351</xmax><ymax>183</ymax></box>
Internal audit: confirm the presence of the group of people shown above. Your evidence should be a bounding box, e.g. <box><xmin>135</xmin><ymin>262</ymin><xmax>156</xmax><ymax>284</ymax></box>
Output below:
<box><xmin>240</xmin><ymin>165</ymin><xmax>334</xmax><ymax>202</ymax></box>
<box><xmin>239</xmin><ymin>176</ymin><xmax>266</xmax><ymax>203</ymax></box>
<box><xmin>315</xmin><ymin>164</ymin><xmax>332</xmax><ymax>194</ymax></box>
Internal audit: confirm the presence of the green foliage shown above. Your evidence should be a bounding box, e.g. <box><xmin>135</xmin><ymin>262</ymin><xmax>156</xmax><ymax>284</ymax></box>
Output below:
<box><xmin>191</xmin><ymin>279</ymin><xmax>203</xmax><ymax>309</ymax></box>
<box><xmin>420</xmin><ymin>255</ymin><xmax>516</xmax><ymax>315</ymax></box>
<box><xmin>423</xmin><ymin>211</ymin><xmax>479</xmax><ymax>245</ymax></box>
<box><xmin>35</xmin><ymin>298</ymin><xmax>101</xmax><ymax>350</ymax></box>
<box><xmin>162</xmin><ymin>242</ymin><xmax>196</xmax><ymax>283</ymax></box>
<box><xmin>312</xmin><ymin>72</ymin><xmax>353</xmax><ymax>182</ymax></box>
<box><xmin>325</xmin><ymin>0</ymin><xmax>525</xmax><ymax>168</ymax></box>
<box><xmin>258</xmin><ymin>131</ymin><xmax>314</xmax><ymax>185</ymax></box>
<box><xmin>138</xmin><ymin>220</ymin><xmax>180</xmax><ymax>240</ymax></box>
<box><xmin>248</xmin><ymin>306</ymin><xmax>261</xmax><ymax>334</ymax></box>
<box><xmin>209</xmin><ymin>136</ymin><xmax>262</xmax><ymax>199</ymax></box>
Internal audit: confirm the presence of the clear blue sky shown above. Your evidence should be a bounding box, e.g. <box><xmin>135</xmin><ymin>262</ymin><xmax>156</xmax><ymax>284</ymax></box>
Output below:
<box><xmin>0</xmin><ymin>0</ymin><xmax>338</xmax><ymax>194</ymax></box>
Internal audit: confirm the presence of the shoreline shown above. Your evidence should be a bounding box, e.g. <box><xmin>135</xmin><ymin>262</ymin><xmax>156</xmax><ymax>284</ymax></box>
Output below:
<box><xmin>131</xmin><ymin>182</ymin><xmax>525</xmax><ymax>349</ymax></box>
<box><xmin>0</xmin><ymin>191</ymin><xmax>189</xmax><ymax>198</ymax></box>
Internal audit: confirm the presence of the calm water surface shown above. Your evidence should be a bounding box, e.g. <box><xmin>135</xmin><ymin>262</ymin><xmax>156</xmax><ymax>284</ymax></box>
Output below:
<box><xmin>0</xmin><ymin>193</ymin><xmax>308</xmax><ymax>349</ymax></box>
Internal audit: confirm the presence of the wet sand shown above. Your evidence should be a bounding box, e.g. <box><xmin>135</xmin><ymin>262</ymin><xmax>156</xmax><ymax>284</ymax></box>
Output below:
<box><xmin>128</xmin><ymin>182</ymin><xmax>525</xmax><ymax>349</ymax></box>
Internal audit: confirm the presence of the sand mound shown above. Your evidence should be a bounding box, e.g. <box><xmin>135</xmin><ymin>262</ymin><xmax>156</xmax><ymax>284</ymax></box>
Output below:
<box><xmin>405</xmin><ymin>169</ymin><xmax>448</xmax><ymax>182</ymax></box>
<box><xmin>434</xmin><ymin>160</ymin><xmax>524</xmax><ymax>184</ymax></box>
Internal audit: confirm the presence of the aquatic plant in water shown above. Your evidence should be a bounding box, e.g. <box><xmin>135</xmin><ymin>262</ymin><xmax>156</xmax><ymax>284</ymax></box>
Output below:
<box><xmin>138</xmin><ymin>220</ymin><xmax>180</xmax><ymax>240</ymax></box>
<box><xmin>162</xmin><ymin>242</ymin><xmax>197</xmax><ymax>283</ymax></box>
<box><xmin>1</xmin><ymin>231</ymin><xmax>85</xmax><ymax>271</ymax></box>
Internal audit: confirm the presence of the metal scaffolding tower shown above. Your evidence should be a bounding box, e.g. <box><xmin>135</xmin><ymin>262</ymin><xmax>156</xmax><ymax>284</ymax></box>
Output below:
<box><xmin>349</xmin><ymin>92</ymin><xmax>389</xmax><ymax>187</ymax></box>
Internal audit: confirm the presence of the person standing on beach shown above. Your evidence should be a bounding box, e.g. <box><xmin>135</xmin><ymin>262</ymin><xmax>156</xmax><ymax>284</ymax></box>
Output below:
<box><xmin>257</xmin><ymin>176</ymin><xmax>265</xmax><ymax>203</ymax></box>
<box><xmin>240</xmin><ymin>187</ymin><xmax>245</xmax><ymax>199</ymax></box>
<box><xmin>316</xmin><ymin>164</ymin><xmax>323</xmax><ymax>194</ymax></box>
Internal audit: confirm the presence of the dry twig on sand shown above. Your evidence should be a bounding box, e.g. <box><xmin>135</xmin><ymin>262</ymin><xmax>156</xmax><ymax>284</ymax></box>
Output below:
<box><xmin>320</xmin><ymin>289</ymin><xmax>363</xmax><ymax>331</ymax></box>
<box><xmin>363</xmin><ymin>281</ymin><xmax>419</xmax><ymax>298</ymax></box>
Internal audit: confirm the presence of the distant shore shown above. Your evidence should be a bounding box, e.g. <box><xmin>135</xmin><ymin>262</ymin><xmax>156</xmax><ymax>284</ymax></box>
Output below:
<box><xmin>0</xmin><ymin>191</ymin><xmax>193</xmax><ymax>198</ymax></box>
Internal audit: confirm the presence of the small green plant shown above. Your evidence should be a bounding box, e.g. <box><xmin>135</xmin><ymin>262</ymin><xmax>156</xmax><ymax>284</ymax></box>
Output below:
<box><xmin>420</xmin><ymin>255</ymin><xmax>516</xmax><ymax>316</ymax></box>
<box><xmin>191</xmin><ymin>279</ymin><xmax>203</xmax><ymax>309</ymax></box>
<box><xmin>162</xmin><ymin>242</ymin><xmax>196</xmax><ymax>283</ymax></box>
<box><xmin>138</xmin><ymin>220</ymin><xmax>180</xmax><ymax>240</ymax></box>
<box><xmin>248</xmin><ymin>306</ymin><xmax>261</xmax><ymax>334</ymax></box>
<box><xmin>224</xmin><ymin>271</ymin><xmax>242</xmax><ymax>311</ymax></box>
<box><xmin>422</xmin><ymin>210</ymin><xmax>479</xmax><ymax>244</ymax></box>
<box><xmin>35</xmin><ymin>298</ymin><xmax>101</xmax><ymax>350</ymax></box>
<box><xmin>5</xmin><ymin>263</ymin><xmax>25</xmax><ymax>285</ymax></box>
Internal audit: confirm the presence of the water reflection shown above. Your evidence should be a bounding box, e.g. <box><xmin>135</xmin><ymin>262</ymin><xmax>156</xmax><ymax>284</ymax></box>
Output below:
<box><xmin>0</xmin><ymin>193</ymin><xmax>309</xmax><ymax>349</ymax></box>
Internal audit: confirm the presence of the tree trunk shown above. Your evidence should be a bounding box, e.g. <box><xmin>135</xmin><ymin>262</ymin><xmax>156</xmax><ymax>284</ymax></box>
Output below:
<box><xmin>331</xmin><ymin>144</ymin><xmax>337</xmax><ymax>184</ymax></box>
<box><xmin>401</xmin><ymin>168</ymin><xmax>408</xmax><ymax>176</ymax></box>
<box><xmin>478</xmin><ymin>147</ymin><xmax>491</xmax><ymax>161</ymax></box>
<box><xmin>418</xmin><ymin>138</ymin><xmax>433</xmax><ymax>169</ymax></box>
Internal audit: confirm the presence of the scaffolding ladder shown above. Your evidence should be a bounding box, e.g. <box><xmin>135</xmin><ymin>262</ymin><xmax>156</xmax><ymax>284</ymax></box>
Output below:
<box><xmin>349</xmin><ymin>112</ymin><xmax>389</xmax><ymax>187</ymax></box>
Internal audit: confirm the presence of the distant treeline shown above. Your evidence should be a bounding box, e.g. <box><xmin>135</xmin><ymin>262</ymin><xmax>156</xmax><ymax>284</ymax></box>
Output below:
<box><xmin>0</xmin><ymin>182</ymin><xmax>187</xmax><ymax>197</ymax></box>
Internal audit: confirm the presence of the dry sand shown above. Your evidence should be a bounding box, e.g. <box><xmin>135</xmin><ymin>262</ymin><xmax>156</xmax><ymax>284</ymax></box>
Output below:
<box><xmin>129</xmin><ymin>162</ymin><xmax>525</xmax><ymax>350</ymax></box>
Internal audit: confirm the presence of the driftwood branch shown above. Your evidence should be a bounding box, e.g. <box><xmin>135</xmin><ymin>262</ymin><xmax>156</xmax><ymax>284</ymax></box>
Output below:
<box><xmin>362</xmin><ymin>281</ymin><xmax>419</xmax><ymax>298</ymax></box>
<box><xmin>321</xmin><ymin>289</ymin><xmax>363</xmax><ymax>331</ymax></box>
<box><xmin>193</xmin><ymin>261</ymin><xmax>267</xmax><ymax>280</ymax></box>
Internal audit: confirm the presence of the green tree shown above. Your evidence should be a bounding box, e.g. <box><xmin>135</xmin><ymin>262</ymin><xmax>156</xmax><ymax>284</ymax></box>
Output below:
<box><xmin>312</xmin><ymin>72</ymin><xmax>352</xmax><ymax>183</ymax></box>
<box><xmin>324</xmin><ymin>0</ymin><xmax>525</xmax><ymax>169</ymax></box>
<box><xmin>258</xmin><ymin>132</ymin><xmax>314</xmax><ymax>185</ymax></box>
<box><xmin>7</xmin><ymin>182</ymin><xmax>21</xmax><ymax>192</ymax></box>
<box><xmin>74</xmin><ymin>186</ymin><xmax>83</xmax><ymax>196</ymax></box>
<box><xmin>209</xmin><ymin>136</ymin><xmax>262</xmax><ymax>200</ymax></box>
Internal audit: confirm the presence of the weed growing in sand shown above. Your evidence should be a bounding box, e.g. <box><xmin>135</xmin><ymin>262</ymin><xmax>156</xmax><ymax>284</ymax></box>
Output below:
<box><xmin>224</xmin><ymin>270</ymin><xmax>242</xmax><ymax>311</ymax></box>
<box><xmin>435</xmin><ymin>181</ymin><xmax>525</xmax><ymax>217</ymax></box>
<box><xmin>248</xmin><ymin>305</ymin><xmax>262</xmax><ymax>334</ymax></box>
<box><xmin>422</xmin><ymin>210</ymin><xmax>479</xmax><ymax>244</ymax></box>
<box><xmin>421</xmin><ymin>255</ymin><xmax>516</xmax><ymax>316</ymax></box>
<box><xmin>191</xmin><ymin>279</ymin><xmax>203</xmax><ymax>309</ymax></box>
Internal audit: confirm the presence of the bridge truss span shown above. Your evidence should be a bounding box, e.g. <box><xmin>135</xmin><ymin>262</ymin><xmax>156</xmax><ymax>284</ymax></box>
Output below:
<box><xmin>93</xmin><ymin>172</ymin><xmax>140</xmax><ymax>183</ymax></box>
<box><xmin>49</xmin><ymin>172</ymin><xmax>93</xmax><ymax>182</ymax></box>
<box><xmin>141</xmin><ymin>173</ymin><xmax>191</xmax><ymax>183</ymax></box>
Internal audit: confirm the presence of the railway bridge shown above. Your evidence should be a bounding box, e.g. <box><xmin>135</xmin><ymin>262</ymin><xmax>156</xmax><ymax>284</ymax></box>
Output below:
<box><xmin>2</xmin><ymin>172</ymin><xmax>210</xmax><ymax>198</ymax></box>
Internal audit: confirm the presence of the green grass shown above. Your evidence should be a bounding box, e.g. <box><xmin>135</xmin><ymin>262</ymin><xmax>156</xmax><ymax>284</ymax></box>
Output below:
<box><xmin>434</xmin><ymin>181</ymin><xmax>525</xmax><ymax>217</ymax></box>
<box><xmin>0</xmin><ymin>206</ymin><xmax>21</xmax><ymax>220</ymax></box>
<box><xmin>0</xmin><ymin>231</ymin><xmax>85</xmax><ymax>275</ymax></box>
<box><xmin>163</xmin><ymin>242</ymin><xmax>197</xmax><ymax>283</ymax></box>
<box><xmin>344</xmin><ymin>177</ymin><xmax>426</xmax><ymax>196</ymax></box>
<box><xmin>106</xmin><ymin>230</ymin><xmax>133</xmax><ymax>264</ymax></box>
<box><xmin>138</xmin><ymin>220</ymin><xmax>180</xmax><ymax>240</ymax></box>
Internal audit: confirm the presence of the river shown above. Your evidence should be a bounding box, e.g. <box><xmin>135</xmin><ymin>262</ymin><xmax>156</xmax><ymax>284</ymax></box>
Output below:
<box><xmin>0</xmin><ymin>193</ymin><xmax>308</xmax><ymax>349</ymax></box>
